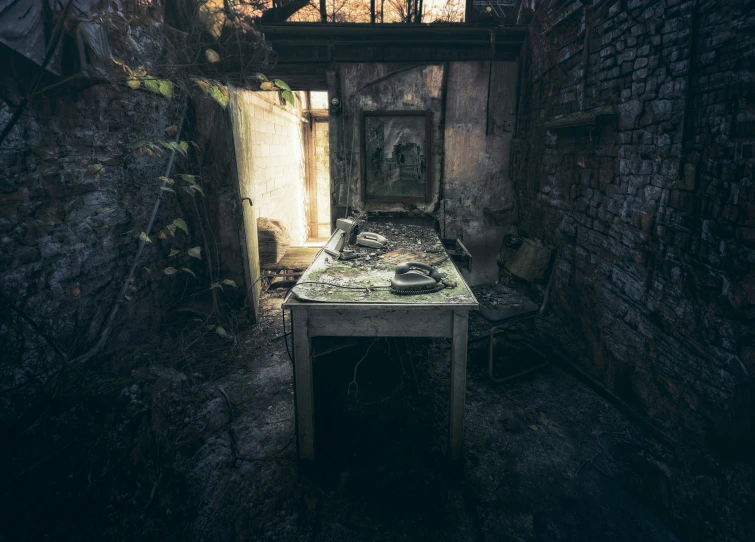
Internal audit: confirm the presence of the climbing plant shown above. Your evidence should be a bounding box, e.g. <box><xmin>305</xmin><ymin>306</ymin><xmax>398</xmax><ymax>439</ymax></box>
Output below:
<box><xmin>77</xmin><ymin>0</ymin><xmax>299</xmax><ymax>353</ymax></box>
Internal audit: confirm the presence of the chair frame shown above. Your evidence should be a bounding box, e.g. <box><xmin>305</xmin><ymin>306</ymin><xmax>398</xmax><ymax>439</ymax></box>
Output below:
<box><xmin>485</xmin><ymin>251</ymin><xmax>559</xmax><ymax>383</ymax></box>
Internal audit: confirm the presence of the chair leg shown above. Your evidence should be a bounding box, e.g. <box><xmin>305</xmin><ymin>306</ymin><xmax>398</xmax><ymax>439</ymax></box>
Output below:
<box><xmin>488</xmin><ymin>324</ymin><xmax>549</xmax><ymax>384</ymax></box>
<box><xmin>488</xmin><ymin>326</ymin><xmax>506</xmax><ymax>383</ymax></box>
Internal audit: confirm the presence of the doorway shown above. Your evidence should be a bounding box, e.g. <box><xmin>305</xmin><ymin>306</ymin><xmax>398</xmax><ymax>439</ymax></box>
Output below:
<box><xmin>304</xmin><ymin>91</ymin><xmax>331</xmax><ymax>243</ymax></box>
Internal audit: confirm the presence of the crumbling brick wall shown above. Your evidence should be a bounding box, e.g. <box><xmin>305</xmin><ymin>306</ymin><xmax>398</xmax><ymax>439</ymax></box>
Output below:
<box><xmin>515</xmin><ymin>0</ymin><xmax>754</xmax><ymax>458</ymax></box>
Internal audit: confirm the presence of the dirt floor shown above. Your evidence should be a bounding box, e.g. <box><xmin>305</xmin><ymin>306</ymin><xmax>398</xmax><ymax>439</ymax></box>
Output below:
<box><xmin>5</xmin><ymin>288</ymin><xmax>749</xmax><ymax>541</ymax></box>
<box><xmin>176</xmin><ymin>291</ymin><xmax>679</xmax><ymax>541</ymax></box>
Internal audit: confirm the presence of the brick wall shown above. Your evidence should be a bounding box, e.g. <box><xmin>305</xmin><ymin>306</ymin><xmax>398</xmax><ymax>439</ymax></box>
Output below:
<box><xmin>231</xmin><ymin>90</ymin><xmax>307</xmax><ymax>246</ymax></box>
<box><xmin>516</xmin><ymin>0</ymin><xmax>754</xmax><ymax>459</ymax></box>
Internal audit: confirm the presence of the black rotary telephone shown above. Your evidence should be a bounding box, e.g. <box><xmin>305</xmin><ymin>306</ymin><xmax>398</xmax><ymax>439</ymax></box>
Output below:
<box><xmin>390</xmin><ymin>262</ymin><xmax>445</xmax><ymax>295</ymax></box>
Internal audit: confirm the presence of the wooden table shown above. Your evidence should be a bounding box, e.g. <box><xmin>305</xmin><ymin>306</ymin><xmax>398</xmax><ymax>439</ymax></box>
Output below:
<box><xmin>282</xmin><ymin>222</ymin><xmax>478</xmax><ymax>461</ymax></box>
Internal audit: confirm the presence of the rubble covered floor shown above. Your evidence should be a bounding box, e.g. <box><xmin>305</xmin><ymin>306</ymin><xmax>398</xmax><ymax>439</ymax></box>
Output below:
<box><xmin>181</xmin><ymin>292</ymin><xmax>680</xmax><ymax>541</ymax></box>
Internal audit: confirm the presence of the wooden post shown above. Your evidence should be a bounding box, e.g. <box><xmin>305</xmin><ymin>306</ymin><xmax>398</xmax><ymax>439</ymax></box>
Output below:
<box><xmin>464</xmin><ymin>0</ymin><xmax>474</xmax><ymax>22</ymax></box>
<box><xmin>449</xmin><ymin>310</ymin><xmax>468</xmax><ymax>460</ymax></box>
<box><xmin>319</xmin><ymin>0</ymin><xmax>327</xmax><ymax>22</ymax></box>
<box><xmin>370</xmin><ymin>0</ymin><xmax>375</xmax><ymax>23</ymax></box>
<box><xmin>292</xmin><ymin>308</ymin><xmax>316</xmax><ymax>461</ymax></box>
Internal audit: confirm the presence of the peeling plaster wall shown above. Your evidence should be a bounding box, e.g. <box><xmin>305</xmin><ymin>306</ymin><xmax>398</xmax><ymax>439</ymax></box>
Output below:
<box><xmin>193</xmin><ymin>97</ymin><xmax>248</xmax><ymax>292</ymax></box>
<box><xmin>443</xmin><ymin>61</ymin><xmax>518</xmax><ymax>283</ymax></box>
<box><xmin>330</xmin><ymin>61</ymin><xmax>518</xmax><ymax>284</ymax></box>
<box><xmin>333</xmin><ymin>63</ymin><xmax>444</xmax><ymax>215</ymax></box>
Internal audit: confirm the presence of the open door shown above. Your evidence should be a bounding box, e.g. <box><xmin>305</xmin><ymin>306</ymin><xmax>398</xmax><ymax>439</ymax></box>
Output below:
<box><xmin>304</xmin><ymin>91</ymin><xmax>331</xmax><ymax>242</ymax></box>
<box><xmin>229</xmin><ymin>89</ymin><xmax>261</xmax><ymax>322</ymax></box>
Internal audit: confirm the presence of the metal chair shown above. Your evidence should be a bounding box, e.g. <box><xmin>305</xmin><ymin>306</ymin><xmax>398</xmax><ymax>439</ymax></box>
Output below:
<box><xmin>471</xmin><ymin>239</ymin><xmax>558</xmax><ymax>383</ymax></box>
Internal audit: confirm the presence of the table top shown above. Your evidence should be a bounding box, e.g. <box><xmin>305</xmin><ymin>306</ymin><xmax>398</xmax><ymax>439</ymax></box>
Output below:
<box><xmin>282</xmin><ymin>221</ymin><xmax>478</xmax><ymax>310</ymax></box>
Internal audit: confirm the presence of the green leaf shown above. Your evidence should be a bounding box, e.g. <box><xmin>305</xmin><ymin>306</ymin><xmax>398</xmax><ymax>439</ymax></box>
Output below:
<box><xmin>183</xmin><ymin>185</ymin><xmax>205</xmax><ymax>197</ymax></box>
<box><xmin>139</xmin><ymin>232</ymin><xmax>152</xmax><ymax>243</ymax></box>
<box><xmin>205</xmin><ymin>48</ymin><xmax>220</xmax><ymax>63</ymax></box>
<box><xmin>193</xmin><ymin>77</ymin><xmax>229</xmax><ymax>109</ymax></box>
<box><xmin>144</xmin><ymin>78</ymin><xmax>160</xmax><ymax>95</ymax></box>
<box><xmin>215</xmin><ymin>326</ymin><xmax>232</xmax><ymax>339</ymax></box>
<box><xmin>221</xmin><ymin>279</ymin><xmax>238</xmax><ymax>288</ymax></box>
<box><xmin>179</xmin><ymin>174</ymin><xmax>197</xmax><ymax>184</ymax></box>
<box><xmin>168</xmin><ymin>249</ymin><xmax>180</xmax><ymax>257</ymax></box>
<box><xmin>181</xmin><ymin>267</ymin><xmax>196</xmax><ymax>278</ymax></box>
<box><xmin>159</xmin><ymin>141</ymin><xmax>187</xmax><ymax>156</ymax></box>
<box><xmin>88</xmin><ymin>163</ymin><xmax>104</xmax><ymax>174</ymax></box>
<box><xmin>254</xmin><ymin>73</ymin><xmax>268</xmax><ymax>82</ymax></box>
<box><xmin>210</xmin><ymin>282</ymin><xmax>224</xmax><ymax>290</ymax></box>
<box><xmin>160</xmin><ymin>80</ymin><xmax>174</xmax><ymax>99</ymax></box>
<box><xmin>172</xmin><ymin>218</ymin><xmax>188</xmax><ymax>235</ymax></box>
<box><xmin>144</xmin><ymin>78</ymin><xmax>174</xmax><ymax>99</ymax></box>
<box><xmin>160</xmin><ymin>187</ymin><xmax>176</xmax><ymax>194</ymax></box>
<box><xmin>273</xmin><ymin>79</ymin><xmax>290</xmax><ymax>91</ymax></box>
<box><xmin>159</xmin><ymin>176</ymin><xmax>174</xmax><ymax>185</ymax></box>
<box><xmin>188</xmin><ymin>246</ymin><xmax>201</xmax><ymax>260</ymax></box>
<box><xmin>126</xmin><ymin>76</ymin><xmax>140</xmax><ymax>90</ymax></box>
<box><xmin>166</xmin><ymin>224</ymin><xmax>177</xmax><ymax>237</ymax></box>
<box><xmin>281</xmin><ymin>90</ymin><xmax>296</xmax><ymax>107</ymax></box>
<box><xmin>163</xmin><ymin>267</ymin><xmax>178</xmax><ymax>275</ymax></box>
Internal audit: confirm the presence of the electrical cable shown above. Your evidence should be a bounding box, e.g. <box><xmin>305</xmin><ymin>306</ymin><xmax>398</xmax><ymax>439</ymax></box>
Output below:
<box><xmin>347</xmin><ymin>339</ymin><xmax>379</xmax><ymax>400</ymax></box>
<box><xmin>282</xmin><ymin>307</ymin><xmax>293</xmax><ymax>364</ymax></box>
<box><xmin>291</xmin><ymin>280</ymin><xmax>392</xmax><ymax>292</ymax></box>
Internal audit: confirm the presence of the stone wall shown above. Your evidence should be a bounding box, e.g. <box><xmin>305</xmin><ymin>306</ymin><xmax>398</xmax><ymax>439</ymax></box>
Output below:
<box><xmin>0</xmin><ymin>48</ymin><xmax>251</xmax><ymax>391</ymax></box>
<box><xmin>0</xmin><ymin>49</ymin><xmax>192</xmax><ymax>361</ymax></box>
<box><xmin>515</xmin><ymin>0</ymin><xmax>754</xmax><ymax>458</ymax></box>
<box><xmin>230</xmin><ymin>90</ymin><xmax>308</xmax><ymax>247</ymax></box>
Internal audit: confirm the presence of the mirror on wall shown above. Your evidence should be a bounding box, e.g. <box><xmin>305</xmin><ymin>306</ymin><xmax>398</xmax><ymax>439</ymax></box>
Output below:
<box><xmin>360</xmin><ymin>110</ymin><xmax>432</xmax><ymax>202</ymax></box>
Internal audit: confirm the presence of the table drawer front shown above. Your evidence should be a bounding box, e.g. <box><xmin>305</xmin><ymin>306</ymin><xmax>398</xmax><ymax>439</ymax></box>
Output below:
<box><xmin>305</xmin><ymin>308</ymin><xmax>454</xmax><ymax>338</ymax></box>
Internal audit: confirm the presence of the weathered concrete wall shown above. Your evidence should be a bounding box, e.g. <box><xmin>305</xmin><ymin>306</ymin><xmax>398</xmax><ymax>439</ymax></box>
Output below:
<box><xmin>330</xmin><ymin>61</ymin><xmax>518</xmax><ymax>283</ymax></box>
<box><xmin>443</xmin><ymin>61</ymin><xmax>518</xmax><ymax>283</ymax></box>
<box><xmin>193</xmin><ymin>97</ymin><xmax>248</xmax><ymax>293</ymax></box>
<box><xmin>515</xmin><ymin>0</ymin><xmax>754</xmax><ymax>463</ymax></box>
<box><xmin>332</xmin><ymin>63</ymin><xmax>445</xmax><ymax>215</ymax></box>
<box><xmin>231</xmin><ymin>90</ymin><xmax>307</xmax><ymax>246</ymax></box>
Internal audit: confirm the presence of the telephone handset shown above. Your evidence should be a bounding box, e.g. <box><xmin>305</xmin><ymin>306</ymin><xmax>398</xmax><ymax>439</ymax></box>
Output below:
<box><xmin>390</xmin><ymin>262</ymin><xmax>446</xmax><ymax>294</ymax></box>
<box><xmin>394</xmin><ymin>262</ymin><xmax>442</xmax><ymax>282</ymax></box>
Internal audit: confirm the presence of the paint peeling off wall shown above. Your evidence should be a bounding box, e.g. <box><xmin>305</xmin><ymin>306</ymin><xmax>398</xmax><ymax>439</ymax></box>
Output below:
<box><xmin>443</xmin><ymin>61</ymin><xmax>518</xmax><ymax>284</ymax></box>
<box><xmin>333</xmin><ymin>63</ymin><xmax>445</xmax><ymax>215</ymax></box>
<box><xmin>330</xmin><ymin>61</ymin><xmax>518</xmax><ymax>284</ymax></box>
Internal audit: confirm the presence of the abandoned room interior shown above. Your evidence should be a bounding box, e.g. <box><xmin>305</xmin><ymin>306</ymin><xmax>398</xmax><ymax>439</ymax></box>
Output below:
<box><xmin>1</xmin><ymin>0</ymin><xmax>753</xmax><ymax>539</ymax></box>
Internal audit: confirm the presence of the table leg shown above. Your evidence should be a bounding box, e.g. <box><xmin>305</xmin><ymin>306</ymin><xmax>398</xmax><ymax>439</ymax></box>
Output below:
<box><xmin>449</xmin><ymin>310</ymin><xmax>468</xmax><ymax>460</ymax></box>
<box><xmin>292</xmin><ymin>308</ymin><xmax>315</xmax><ymax>461</ymax></box>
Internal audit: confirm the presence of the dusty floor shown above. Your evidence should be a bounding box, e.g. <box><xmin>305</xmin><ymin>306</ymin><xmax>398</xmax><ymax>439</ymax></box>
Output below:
<box><xmin>5</xmin><ymin>289</ymin><xmax>750</xmax><ymax>541</ymax></box>
<box><xmin>178</xmin><ymin>292</ymin><xmax>680</xmax><ymax>541</ymax></box>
